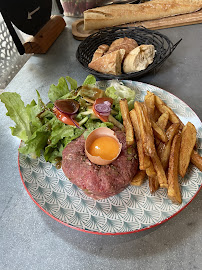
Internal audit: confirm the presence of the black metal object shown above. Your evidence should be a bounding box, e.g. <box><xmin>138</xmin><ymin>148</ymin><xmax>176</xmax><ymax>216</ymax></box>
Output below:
<box><xmin>1</xmin><ymin>10</ymin><xmax>25</xmax><ymax>55</ymax></box>
<box><xmin>56</xmin><ymin>0</ymin><xmax>64</xmax><ymax>14</ymax></box>
<box><xmin>0</xmin><ymin>0</ymin><xmax>52</xmax><ymax>55</ymax></box>
<box><xmin>76</xmin><ymin>26</ymin><xmax>182</xmax><ymax>80</ymax></box>
<box><xmin>0</xmin><ymin>0</ymin><xmax>52</xmax><ymax>35</ymax></box>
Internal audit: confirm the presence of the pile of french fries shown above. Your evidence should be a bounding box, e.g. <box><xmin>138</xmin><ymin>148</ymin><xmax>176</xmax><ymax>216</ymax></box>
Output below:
<box><xmin>120</xmin><ymin>91</ymin><xmax>202</xmax><ymax>204</ymax></box>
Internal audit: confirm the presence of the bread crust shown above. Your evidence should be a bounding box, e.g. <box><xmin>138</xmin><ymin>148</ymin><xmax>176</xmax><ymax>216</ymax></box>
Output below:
<box><xmin>91</xmin><ymin>44</ymin><xmax>109</xmax><ymax>62</ymax></box>
<box><xmin>106</xmin><ymin>37</ymin><xmax>138</xmax><ymax>57</ymax></box>
<box><xmin>88</xmin><ymin>49</ymin><xmax>125</xmax><ymax>75</ymax></box>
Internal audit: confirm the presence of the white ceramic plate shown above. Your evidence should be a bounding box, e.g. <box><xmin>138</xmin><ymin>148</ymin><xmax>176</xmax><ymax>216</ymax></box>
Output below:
<box><xmin>18</xmin><ymin>81</ymin><xmax>202</xmax><ymax>235</ymax></box>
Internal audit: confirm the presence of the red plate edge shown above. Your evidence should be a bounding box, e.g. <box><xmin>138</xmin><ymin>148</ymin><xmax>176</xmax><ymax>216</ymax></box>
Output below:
<box><xmin>17</xmin><ymin>82</ymin><xmax>202</xmax><ymax>235</ymax></box>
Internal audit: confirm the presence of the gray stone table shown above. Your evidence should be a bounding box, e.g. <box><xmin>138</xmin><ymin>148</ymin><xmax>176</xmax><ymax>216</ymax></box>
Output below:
<box><xmin>0</xmin><ymin>17</ymin><xmax>202</xmax><ymax>270</ymax></box>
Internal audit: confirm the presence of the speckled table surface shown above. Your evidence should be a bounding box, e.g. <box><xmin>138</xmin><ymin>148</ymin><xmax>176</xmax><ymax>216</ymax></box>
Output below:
<box><xmin>0</xmin><ymin>17</ymin><xmax>202</xmax><ymax>270</ymax></box>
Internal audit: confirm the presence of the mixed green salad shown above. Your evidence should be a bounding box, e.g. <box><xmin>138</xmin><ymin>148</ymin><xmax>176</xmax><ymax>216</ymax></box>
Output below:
<box><xmin>0</xmin><ymin>75</ymin><xmax>135</xmax><ymax>167</ymax></box>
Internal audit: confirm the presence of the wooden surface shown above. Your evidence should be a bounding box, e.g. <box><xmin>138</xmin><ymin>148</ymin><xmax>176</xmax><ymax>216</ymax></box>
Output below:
<box><xmin>72</xmin><ymin>10</ymin><xmax>202</xmax><ymax>40</ymax></box>
<box><xmin>24</xmin><ymin>15</ymin><xmax>66</xmax><ymax>54</ymax></box>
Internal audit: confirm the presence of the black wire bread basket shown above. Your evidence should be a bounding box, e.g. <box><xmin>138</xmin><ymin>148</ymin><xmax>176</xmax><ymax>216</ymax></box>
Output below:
<box><xmin>76</xmin><ymin>26</ymin><xmax>182</xmax><ymax>80</ymax></box>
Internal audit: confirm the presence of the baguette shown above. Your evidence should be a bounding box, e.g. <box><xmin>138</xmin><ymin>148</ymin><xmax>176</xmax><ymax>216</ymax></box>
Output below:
<box><xmin>84</xmin><ymin>0</ymin><xmax>202</xmax><ymax>30</ymax></box>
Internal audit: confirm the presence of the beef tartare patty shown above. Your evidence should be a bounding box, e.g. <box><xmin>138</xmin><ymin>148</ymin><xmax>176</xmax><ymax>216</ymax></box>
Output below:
<box><xmin>62</xmin><ymin>131</ymin><xmax>138</xmax><ymax>199</ymax></box>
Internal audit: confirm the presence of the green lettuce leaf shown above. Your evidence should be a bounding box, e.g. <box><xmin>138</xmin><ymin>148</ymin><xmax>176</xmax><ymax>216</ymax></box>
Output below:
<box><xmin>105</xmin><ymin>81</ymin><xmax>136</xmax><ymax>121</ymax></box>
<box><xmin>66</xmin><ymin>76</ymin><xmax>77</xmax><ymax>90</ymax></box>
<box><xmin>44</xmin><ymin>120</ymin><xmax>84</xmax><ymax>162</ymax></box>
<box><xmin>0</xmin><ymin>92</ymin><xmax>32</xmax><ymax>141</ymax></box>
<box><xmin>82</xmin><ymin>74</ymin><xmax>96</xmax><ymax>86</ymax></box>
<box><xmin>47</xmin><ymin>120</ymin><xmax>83</xmax><ymax>146</ymax></box>
<box><xmin>83</xmin><ymin>119</ymin><xmax>113</xmax><ymax>139</ymax></box>
<box><xmin>19</xmin><ymin>130</ymin><xmax>51</xmax><ymax>157</ymax></box>
<box><xmin>18</xmin><ymin>117</ymin><xmax>57</xmax><ymax>157</ymax></box>
<box><xmin>25</xmin><ymin>90</ymin><xmax>47</xmax><ymax>133</ymax></box>
<box><xmin>48</xmin><ymin>77</ymin><xmax>70</xmax><ymax>102</ymax></box>
<box><xmin>105</xmin><ymin>80</ymin><xmax>136</xmax><ymax>110</ymax></box>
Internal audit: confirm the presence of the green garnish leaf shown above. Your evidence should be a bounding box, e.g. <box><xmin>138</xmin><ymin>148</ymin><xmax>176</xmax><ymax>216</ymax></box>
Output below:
<box><xmin>0</xmin><ymin>92</ymin><xmax>32</xmax><ymax>141</ymax></box>
<box><xmin>48</xmin><ymin>77</ymin><xmax>69</xmax><ymax>102</ymax></box>
<box><xmin>82</xmin><ymin>74</ymin><xmax>96</xmax><ymax>86</ymax></box>
<box><xmin>66</xmin><ymin>76</ymin><xmax>77</xmax><ymax>90</ymax></box>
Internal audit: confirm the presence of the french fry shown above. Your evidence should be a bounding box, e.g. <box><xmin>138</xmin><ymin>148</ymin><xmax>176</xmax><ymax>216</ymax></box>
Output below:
<box><xmin>166</xmin><ymin>123</ymin><xmax>180</xmax><ymax>141</ymax></box>
<box><xmin>130</xmin><ymin>109</ymin><xmax>151</xmax><ymax>170</ymax></box>
<box><xmin>144</xmin><ymin>91</ymin><xmax>155</xmax><ymax>121</ymax></box>
<box><xmin>137</xmin><ymin>143</ymin><xmax>151</xmax><ymax>171</ymax></box>
<box><xmin>134</xmin><ymin>101</ymin><xmax>168</xmax><ymax>188</ymax></box>
<box><xmin>191</xmin><ymin>150</ymin><xmax>202</xmax><ymax>171</ymax></box>
<box><xmin>151</xmin><ymin>120</ymin><xmax>168</xmax><ymax>143</ymax></box>
<box><xmin>167</xmin><ymin>134</ymin><xmax>182</xmax><ymax>204</ymax></box>
<box><xmin>179</xmin><ymin>122</ymin><xmax>197</xmax><ymax>177</ymax></box>
<box><xmin>157</xmin><ymin>123</ymin><xmax>180</xmax><ymax>170</ymax></box>
<box><xmin>131</xmin><ymin>170</ymin><xmax>146</xmax><ymax>186</ymax></box>
<box><xmin>156</xmin><ymin>111</ymin><xmax>169</xmax><ymax>130</ymax></box>
<box><xmin>120</xmin><ymin>99</ymin><xmax>134</xmax><ymax>146</ymax></box>
<box><xmin>151</xmin><ymin>152</ymin><xmax>168</xmax><ymax>188</ymax></box>
<box><xmin>149</xmin><ymin>175</ymin><xmax>160</xmax><ymax>193</ymax></box>
<box><xmin>146</xmin><ymin>162</ymin><xmax>156</xmax><ymax>177</ymax></box>
<box><xmin>155</xmin><ymin>111</ymin><xmax>170</xmax><ymax>146</ymax></box>
<box><xmin>130</xmin><ymin>91</ymin><xmax>200</xmax><ymax>205</ymax></box>
<box><xmin>133</xmin><ymin>102</ymin><xmax>147</xmax><ymax>145</ymax></box>
<box><xmin>134</xmin><ymin>101</ymin><xmax>156</xmax><ymax>157</ymax></box>
<box><xmin>155</xmin><ymin>95</ymin><xmax>181</xmax><ymax>125</ymax></box>
<box><xmin>154</xmin><ymin>107</ymin><xmax>162</xmax><ymax>122</ymax></box>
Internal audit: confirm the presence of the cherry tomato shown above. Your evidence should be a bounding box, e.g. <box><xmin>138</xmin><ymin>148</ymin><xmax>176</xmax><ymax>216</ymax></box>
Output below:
<box><xmin>53</xmin><ymin>107</ymin><xmax>79</xmax><ymax>127</ymax></box>
<box><xmin>92</xmin><ymin>97</ymin><xmax>113</xmax><ymax>122</ymax></box>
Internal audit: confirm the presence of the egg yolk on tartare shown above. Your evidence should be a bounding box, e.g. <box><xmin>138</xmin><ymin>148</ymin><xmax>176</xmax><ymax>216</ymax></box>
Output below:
<box><xmin>89</xmin><ymin>136</ymin><xmax>120</xmax><ymax>160</ymax></box>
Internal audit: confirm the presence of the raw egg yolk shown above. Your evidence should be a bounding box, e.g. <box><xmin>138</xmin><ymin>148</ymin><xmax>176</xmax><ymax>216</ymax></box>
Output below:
<box><xmin>89</xmin><ymin>136</ymin><xmax>120</xmax><ymax>160</ymax></box>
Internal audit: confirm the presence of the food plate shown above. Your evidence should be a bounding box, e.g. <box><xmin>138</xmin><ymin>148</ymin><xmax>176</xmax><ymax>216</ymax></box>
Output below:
<box><xmin>18</xmin><ymin>80</ymin><xmax>202</xmax><ymax>235</ymax></box>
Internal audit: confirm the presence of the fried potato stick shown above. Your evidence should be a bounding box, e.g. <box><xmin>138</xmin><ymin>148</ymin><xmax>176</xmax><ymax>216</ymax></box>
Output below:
<box><xmin>149</xmin><ymin>175</ymin><xmax>160</xmax><ymax>193</ymax></box>
<box><xmin>167</xmin><ymin>134</ymin><xmax>182</xmax><ymax>204</ymax></box>
<box><xmin>146</xmin><ymin>162</ymin><xmax>156</xmax><ymax>177</ymax></box>
<box><xmin>134</xmin><ymin>102</ymin><xmax>167</xmax><ymax>188</ymax></box>
<box><xmin>151</xmin><ymin>120</ymin><xmax>168</xmax><ymax>143</ymax></box>
<box><xmin>151</xmin><ymin>152</ymin><xmax>168</xmax><ymax>188</ymax></box>
<box><xmin>156</xmin><ymin>111</ymin><xmax>169</xmax><ymax>130</ymax></box>
<box><xmin>155</xmin><ymin>95</ymin><xmax>181</xmax><ymax>125</ymax></box>
<box><xmin>134</xmin><ymin>101</ymin><xmax>156</xmax><ymax>157</ymax></box>
<box><xmin>191</xmin><ymin>150</ymin><xmax>202</xmax><ymax>171</ymax></box>
<box><xmin>130</xmin><ymin>109</ymin><xmax>151</xmax><ymax>170</ymax></box>
<box><xmin>179</xmin><ymin>122</ymin><xmax>197</xmax><ymax>177</ymax></box>
<box><xmin>144</xmin><ymin>91</ymin><xmax>155</xmax><ymax>121</ymax></box>
<box><xmin>131</xmin><ymin>170</ymin><xmax>146</xmax><ymax>186</ymax></box>
<box><xmin>120</xmin><ymin>99</ymin><xmax>134</xmax><ymax>146</ymax></box>
<box><xmin>157</xmin><ymin>123</ymin><xmax>180</xmax><ymax>170</ymax></box>
<box><xmin>155</xmin><ymin>111</ymin><xmax>170</xmax><ymax>146</ymax></box>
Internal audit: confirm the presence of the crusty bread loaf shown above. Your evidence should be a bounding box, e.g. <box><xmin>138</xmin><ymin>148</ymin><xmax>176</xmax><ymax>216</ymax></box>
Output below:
<box><xmin>84</xmin><ymin>0</ymin><xmax>202</xmax><ymax>30</ymax></box>
<box><xmin>88</xmin><ymin>49</ymin><xmax>125</xmax><ymax>75</ymax></box>
<box><xmin>123</xmin><ymin>45</ymin><xmax>155</xmax><ymax>73</ymax></box>
<box><xmin>106</xmin><ymin>37</ymin><xmax>138</xmax><ymax>57</ymax></box>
